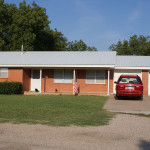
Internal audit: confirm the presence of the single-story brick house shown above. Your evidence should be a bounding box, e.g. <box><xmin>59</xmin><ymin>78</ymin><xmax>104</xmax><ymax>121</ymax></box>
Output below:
<box><xmin>0</xmin><ymin>51</ymin><xmax>150</xmax><ymax>95</ymax></box>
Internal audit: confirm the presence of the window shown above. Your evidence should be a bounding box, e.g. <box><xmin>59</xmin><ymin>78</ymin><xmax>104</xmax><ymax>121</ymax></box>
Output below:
<box><xmin>0</xmin><ymin>68</ymin><xmax>8</xmax><ymax>78</ymax></box>
<box><xmin>86</xmin><ymin>70</ymin><xmax>105</xmax><ymax>84</ymax></box>
<box><xmin>32</xmin><ymin>70</ymin><xmax>40</xmax><ymax>79</ymax></box>
<box><xmin>118</xmin><ymin>77</ymin><xmax>142</xmax><ymax>84</ymax></box>
<box><xmin>54</xmin><ymin>69</ymin><xmax>72</xmax><ymax>83</ymax></box>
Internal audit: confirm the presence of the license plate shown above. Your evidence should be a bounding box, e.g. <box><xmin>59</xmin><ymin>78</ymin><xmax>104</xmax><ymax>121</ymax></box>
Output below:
<box><xmin>125</xmin><ymin>87</ymin><xmax>133</xmax><ymax>90</ymax></box>
<box><xmin>128</xmin><ymin>87</ymin><xmax>132</xmax><ymax>89</ymax></box>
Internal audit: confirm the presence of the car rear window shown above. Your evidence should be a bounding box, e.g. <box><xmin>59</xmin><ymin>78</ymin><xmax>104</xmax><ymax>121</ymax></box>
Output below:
<box><xmin>118</xmin><ymin>77</ymin><xmax>142</xmax><ymax>84</ymax></box>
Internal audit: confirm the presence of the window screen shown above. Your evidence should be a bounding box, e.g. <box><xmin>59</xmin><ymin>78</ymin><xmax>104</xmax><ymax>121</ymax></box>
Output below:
<box><xmin>54</xmin><ymin>69</ymin><xmax>72</xmax><ymax>83</ymax></box>
<box><xmin>0</xmin><ymin>68</ymin><xmax>8</xmax><ymax>78</ymax></box>
<box><xmin>86</xmin><ymin>70</ymin><xmax>105</xmax><ymax>84</ymax></box>
<box><xmin>32</xmin><ymin>70</ymin><xmax>40</xmax><ymax>79</ymax></box>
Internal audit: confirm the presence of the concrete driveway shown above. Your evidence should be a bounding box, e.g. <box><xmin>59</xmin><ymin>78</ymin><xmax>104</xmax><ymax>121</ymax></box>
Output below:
<box><xmin>104</xmin><ymin>95</ymin><xmax>150</xmax><ymax>114</ymax></box>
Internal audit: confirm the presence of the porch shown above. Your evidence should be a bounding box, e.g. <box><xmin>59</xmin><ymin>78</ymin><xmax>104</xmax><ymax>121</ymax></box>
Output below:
<box><xmin>23</xmin><ymin>68</ymin><xmax>114</xmax><ymax>95</ymax></box>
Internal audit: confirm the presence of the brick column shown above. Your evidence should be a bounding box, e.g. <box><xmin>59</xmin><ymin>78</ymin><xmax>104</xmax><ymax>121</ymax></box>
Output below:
<box><xmin>142</xmin><ymin>70</ymin><xmax>148</xmax><ymax>95</ymax></box>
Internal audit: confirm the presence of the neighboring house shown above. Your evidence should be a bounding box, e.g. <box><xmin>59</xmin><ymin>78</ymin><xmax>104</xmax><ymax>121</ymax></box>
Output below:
<box><xmin>0</xmin><ymin>51</ymin><xmax>150</xmax><ymax>95</ymax></box>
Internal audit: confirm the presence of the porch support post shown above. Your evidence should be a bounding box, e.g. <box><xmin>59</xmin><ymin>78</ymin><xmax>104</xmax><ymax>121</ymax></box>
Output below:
<box><xmin>73</xmin><ymin>69</ymin><xmax>75</xmax><ymax>94</ymax></box>
<box><xmin>148</xmin><ymin>71</ymin><xmax>150</xmax><ymax>95</ymax></box>
<box><xmin>107</xmin><ymin>69</ymin><xmax>110</xmax><ymax>95</ymax></box>
<box><xmin>40</xmin><ymin>69</ymin><xmax>42</xmax><ymax>93</ymax></box>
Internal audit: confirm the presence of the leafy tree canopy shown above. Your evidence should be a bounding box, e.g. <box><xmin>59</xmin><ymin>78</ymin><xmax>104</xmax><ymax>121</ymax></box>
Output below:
<box><xmin>0</xmin><ymin>0</ymin><xmax>97</xmax><ymax>51</ymax></box>
<box><xmin>67</xmin><ymin>40</ymin><xmax>97</xmax><ymax>51</ymax></box>
<box><xmin>109</xmin><ymin>35</ymin><xmax>150</xmax><ymax>56</ymax></box>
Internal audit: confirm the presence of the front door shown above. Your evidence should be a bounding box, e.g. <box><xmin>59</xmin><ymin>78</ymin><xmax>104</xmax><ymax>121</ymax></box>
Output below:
<box><xmin>31</xmin><ymin>70</ymin><xmax>41</xmax><ymax>92</ymax></box>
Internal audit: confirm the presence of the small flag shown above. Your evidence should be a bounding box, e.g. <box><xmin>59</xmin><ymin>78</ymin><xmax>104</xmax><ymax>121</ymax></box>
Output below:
<box><xmin>73</xmin><ymin>71</ymin><xmax>78</xmax><ymax>94</ymax></box>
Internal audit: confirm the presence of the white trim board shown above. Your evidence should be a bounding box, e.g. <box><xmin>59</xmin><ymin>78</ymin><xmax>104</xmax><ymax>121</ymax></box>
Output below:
<box><xmin>0</xmin><ymin>64</ymin><xmax>115</xmax><ymax>68</ymax></box>
<box><xmin>116</xmin><ymin>67</ymin><xmax>150</xmax><ymax>70</ymax></box>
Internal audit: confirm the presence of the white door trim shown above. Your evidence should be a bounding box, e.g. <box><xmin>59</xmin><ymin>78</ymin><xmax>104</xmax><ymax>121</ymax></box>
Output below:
<box><xmin>40</xmin><ymin>69</ymin><xmax>42</xmax><ymax>92</ymax></box>
<box><xmin>31</xmin><ymin>69</ymin><xmax>42</xmax><ymax>92</ymax></box>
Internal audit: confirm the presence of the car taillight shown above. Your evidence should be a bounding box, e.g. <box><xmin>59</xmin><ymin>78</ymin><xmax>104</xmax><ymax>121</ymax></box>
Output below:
<box><xmin>117</xmin><ymin>84</ymin><xmax>125</xmax><ymax>90</ymax></box>
<box><xmin>135</xmin><ymin>85</ymin><xmax>143</xmax><ymax>90</ymax></box>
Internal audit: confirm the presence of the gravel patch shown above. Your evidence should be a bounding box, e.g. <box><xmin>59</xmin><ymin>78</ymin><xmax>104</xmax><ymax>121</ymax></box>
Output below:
<box><xmin>0</xmin><ymin>114</ymin><xmax>150</xmax><ymax>150</ymax></box>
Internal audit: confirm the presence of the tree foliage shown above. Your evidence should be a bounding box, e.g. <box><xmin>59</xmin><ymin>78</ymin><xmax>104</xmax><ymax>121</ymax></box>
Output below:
<box><xmin>0</xmin><ymin>0</ymin><xmax>67</xmax><ymax>51</ymax></box>
<box><xmin>109</xmin><ymin>35</ymin><xmax>150</xmax><ymax>56</ymax></box>
<box><xmin>67</xmin><ymin>40</ymin><xmax>97</xmax><ymax>51</ymax></box>
<box><xmin>0</xmin><ymin>0</ymin><xmax>97</xmax><ymax>51</ymax></box>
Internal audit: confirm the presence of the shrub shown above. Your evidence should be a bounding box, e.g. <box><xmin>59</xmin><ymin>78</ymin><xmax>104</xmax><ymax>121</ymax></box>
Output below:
<box><xmin>0</xmin><ymin>82</ymin><xmax>22</xmax><ymax>95</ymax></box>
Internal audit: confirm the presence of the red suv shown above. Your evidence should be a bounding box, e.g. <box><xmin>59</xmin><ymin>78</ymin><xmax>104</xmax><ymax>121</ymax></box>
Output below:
<box><xmin>115</xmin><ymin>75</ymin><xmax>143</xmax><ymax>100</ymax></box>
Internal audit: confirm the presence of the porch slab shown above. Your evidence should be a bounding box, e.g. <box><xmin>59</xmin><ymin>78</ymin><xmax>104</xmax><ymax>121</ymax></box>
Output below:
<box><xmin>24</xmin><ymin>91</ymin><xmax>74</xmax><ymax>95</ymax></box>
<box><xmin>24</xmin><ymin>91</ymin><xmax>108</xmax><ymax>96</ymax></box>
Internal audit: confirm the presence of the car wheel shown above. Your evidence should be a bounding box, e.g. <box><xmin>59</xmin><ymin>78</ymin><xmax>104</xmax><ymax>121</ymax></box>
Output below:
<box><xmin>115</xmin><ymin>94</ymin><xmax>119</xmax><ymax>100</ymax></box>
<box><xmin>139</xmin><ymin>95</ymin><xmax>143</xmax><ymax>101</ymax></box>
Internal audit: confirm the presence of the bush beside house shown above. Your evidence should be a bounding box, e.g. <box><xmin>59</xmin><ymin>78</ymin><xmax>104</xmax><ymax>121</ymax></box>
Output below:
<box><xmin>0</xmin><ymin>82</ymin><xmax>22</xmax><ymax>94</ymax></box>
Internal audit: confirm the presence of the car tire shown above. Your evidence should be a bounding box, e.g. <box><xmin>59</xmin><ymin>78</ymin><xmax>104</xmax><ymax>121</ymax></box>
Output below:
<box><xmin>139</xmin><ymin>95</ymin><xmax>143</xmax><ymax>101</ymax></box>
<box><xmin>115</xmin><ymin>95</ymin><xmax>119</xmax><ymax>100</ymax></box>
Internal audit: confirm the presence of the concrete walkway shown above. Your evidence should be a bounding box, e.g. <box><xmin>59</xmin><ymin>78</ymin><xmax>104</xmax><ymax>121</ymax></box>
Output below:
<box><xmin>104</xmin><ymin>95</ymin><xmax>150</xmax><ymax>115</ymax></box>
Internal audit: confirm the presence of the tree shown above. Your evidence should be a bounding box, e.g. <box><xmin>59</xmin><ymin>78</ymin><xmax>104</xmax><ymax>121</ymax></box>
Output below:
<box><xmin>0</xmin><ymin>0</ymin><xmax>97</xmax><ymax>51</ymax></box>
<box><xmin>67</xmin><ymin>40</ymin><xmax>97</xmax><ymax>51</ymax></box>
<box><xmin>0</xmin><ymin>0</ymin><xmax>67</xmax><ymax>51</ymax></box>
<box><xmin>109</xmin><ymin>35</ymin><xmax>150</xmax><ymax>56</ymax></box>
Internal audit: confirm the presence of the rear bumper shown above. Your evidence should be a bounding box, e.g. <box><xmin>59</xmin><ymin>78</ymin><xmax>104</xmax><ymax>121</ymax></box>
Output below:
<box><xmin>117</xmin><ymin>90</ymin><xmax>143</xmax><ymax>97</ymax></box>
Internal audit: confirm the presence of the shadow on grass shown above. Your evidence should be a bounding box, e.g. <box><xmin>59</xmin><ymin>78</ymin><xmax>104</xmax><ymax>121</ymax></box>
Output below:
<box><xmin>139</xmin><ymin>140</ymin><xmax>150</xmax><ymax>150</ymax></box>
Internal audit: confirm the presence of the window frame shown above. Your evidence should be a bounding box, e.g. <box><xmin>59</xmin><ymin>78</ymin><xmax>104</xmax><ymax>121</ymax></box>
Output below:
<box><xmin>86</xmin><ymin>70</ymin><xmax>105</xmax><ymax>84</ymax></box>
<box><xmin>0</xmin><ymin>68</ymin><xmax>8</xmax><ymax>78</ymax></box>
<box><xmin>54</xmin><ymin>69</ymin><xmax>73</xmax><ymax>83</ymax></box>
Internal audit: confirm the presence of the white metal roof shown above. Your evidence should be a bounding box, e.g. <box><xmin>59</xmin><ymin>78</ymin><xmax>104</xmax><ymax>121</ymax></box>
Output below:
<box><xmin>0</xmin><ymin>51</ymin><xmax>116</xmax><ymax>67</ymax></box>
<box><xmin>0</xmin><ymin>51</ymin><xmax>150</xmax><ymax>69</ymax></box>
<box><xmin>116</xmin><ymin>56</ymin><xmax>150</xmax><ymax>67</ymax></box>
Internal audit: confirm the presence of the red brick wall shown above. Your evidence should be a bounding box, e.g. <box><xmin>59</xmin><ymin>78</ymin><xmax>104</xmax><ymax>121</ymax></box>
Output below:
<box><xmin>0</xmin><ymin>68</ymin><xmax>31</xmax><ymax>92</ymax></box>
<box><xmin>41</xmin><ymin>69</ymin><xmax>114</xmax><ymax>94</ymax></box>
<box><xmin>0</xmin><ymin>68</ymin><xmax>114</xmax><ymax>94</ymax></box>
<box><xmin>41</xmin><ymin>69</ymin><xmax>73</xmax><ymax>92</ymax></box>
<box><xmin>142</xmin><ymin>70</ymin><xmax>148</xmax><ymax>95</ymax></box>
<box><xmin>77</xmin><ymin>70</ymin><xmax>110</xmax><ymax>93</ymax></box>
<box><xmin>9</xmin><ymin>68</ymin><xmax>23</xmax><ymax>82</ymax></box>
<box><xmin>109</xmin><ymin>70</ymin><xmax>114</xmax><ymax>93</ymax></box>
<box><xmin>0</xmin><ymin>78</ymin><xmax>8</xmax><ymax>82</ymax></box>
<box><xmin>23</xmin><ymin>69</ymin><xmax>31</xmax><ymax>91</ymax></box>
<box><xmin>0</xmin><ymin>69</ymin><xmax>23</xmax><ymax>82</ymax></box>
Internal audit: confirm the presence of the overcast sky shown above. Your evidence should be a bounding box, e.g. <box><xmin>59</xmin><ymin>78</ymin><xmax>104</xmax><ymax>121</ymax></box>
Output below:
<box><xmin>5</xmin><ymin>0</ymin><xmax>150</xmax><ymax>51</ymax></box>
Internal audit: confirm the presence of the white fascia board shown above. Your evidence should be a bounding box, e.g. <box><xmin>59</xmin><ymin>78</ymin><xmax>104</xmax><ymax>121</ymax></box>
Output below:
<box><xmin>0</xmin><ymin>64</ymin><xmax>115</xmax><ymax>68</ymax></box>
<box><xmin>115</xmin><ymin>67</ymin><xmax>150</xmax><ymax>70</ymax></box>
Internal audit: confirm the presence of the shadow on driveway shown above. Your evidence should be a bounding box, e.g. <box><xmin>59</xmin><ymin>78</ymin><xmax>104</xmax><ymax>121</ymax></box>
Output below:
<box><xmin>139</xmin><ymin>140</ymin><xmax>150</xmax><ymax>150</ymax></box>
<box><xmin>114</xmin><ymin>95</ymin><xmax>141</xmax><ymax>101</ymax></box>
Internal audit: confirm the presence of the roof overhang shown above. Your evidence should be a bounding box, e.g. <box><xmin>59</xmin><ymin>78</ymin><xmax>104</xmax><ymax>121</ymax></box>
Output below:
<box><xmin>116</xmin><ymin>67</ymin><xmax>150</xmax><ymax>70</ymax></box>
<box><xmin>0</xmin><ymin>64</ymin><xmax>115</xmax><ymax>69</ymax></box>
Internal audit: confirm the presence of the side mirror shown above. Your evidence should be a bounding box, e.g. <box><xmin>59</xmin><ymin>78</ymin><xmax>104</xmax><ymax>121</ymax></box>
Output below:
<box><xmin>114</xmin><ymin>81</ymin><xmax>117</xmax><ymax>84</ymax></box>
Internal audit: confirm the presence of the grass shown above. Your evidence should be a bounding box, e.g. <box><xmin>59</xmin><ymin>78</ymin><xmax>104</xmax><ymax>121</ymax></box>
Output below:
<box><xmin>0</xmin><ymin>95</ymin><xmax>114</xmax><ymax>126</ymax></box>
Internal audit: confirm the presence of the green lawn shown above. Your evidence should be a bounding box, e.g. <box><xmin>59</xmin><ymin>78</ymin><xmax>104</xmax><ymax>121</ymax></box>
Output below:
<box><xmin>0</xmin><ymin>95</ymin><xmax>114</xmax><ymax>126</ymax></box>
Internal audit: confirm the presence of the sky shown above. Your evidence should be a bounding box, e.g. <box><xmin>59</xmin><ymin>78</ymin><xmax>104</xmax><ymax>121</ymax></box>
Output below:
<box><xmin>5</xmin><ymin>0</ymin><xmax>150</xmax><ymax>51</ymax></box>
